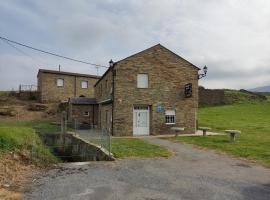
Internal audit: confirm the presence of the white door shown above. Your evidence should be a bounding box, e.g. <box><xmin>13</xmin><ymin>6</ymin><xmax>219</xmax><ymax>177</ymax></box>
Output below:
<box><xmin>133</xmin><ymin>106</ymin><xmax>150</xmax><ymax>136</ymax></box>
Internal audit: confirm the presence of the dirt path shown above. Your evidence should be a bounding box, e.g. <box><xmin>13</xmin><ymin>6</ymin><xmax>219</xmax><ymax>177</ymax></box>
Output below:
<box><xmin>24</xmin><ymin>138</ymin><xmax>270</xmax><ymax>200</ymax></box>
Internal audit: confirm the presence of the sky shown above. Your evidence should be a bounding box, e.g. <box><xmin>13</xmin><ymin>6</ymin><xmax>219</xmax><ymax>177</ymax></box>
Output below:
<box><xmin>0</xmin><ymin>0</ymin><xmax>270</xmax><ymax>90</ymax></box>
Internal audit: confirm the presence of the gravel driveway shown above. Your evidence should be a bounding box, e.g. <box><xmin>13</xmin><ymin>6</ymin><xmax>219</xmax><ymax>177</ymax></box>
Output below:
<box><xmin>24</xmin><ymin>138</ymin><xmax>270</xmax><ymax>200</ymax></box>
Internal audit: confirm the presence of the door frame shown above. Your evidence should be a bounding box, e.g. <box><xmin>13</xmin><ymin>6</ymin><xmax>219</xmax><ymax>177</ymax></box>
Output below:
<box><xmin>133</xmin><ymin>105</ymin><xmax>150</xmax><ymax>136</ymax></box>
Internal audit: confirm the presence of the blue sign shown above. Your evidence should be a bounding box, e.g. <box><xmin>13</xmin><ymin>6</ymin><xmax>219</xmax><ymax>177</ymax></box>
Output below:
<box><xmin>156</xmin><ymin>104</ymin><xmax>163</xmax><ymax>113</ymax></box>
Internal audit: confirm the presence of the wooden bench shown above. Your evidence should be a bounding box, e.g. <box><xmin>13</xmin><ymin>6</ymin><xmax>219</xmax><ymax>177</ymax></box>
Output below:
<box><xmin>225</xmin><ymin>130</ymin><xmax>241</xmax><ymax>142</ymax></box>
<box><xmin>171</xmin><ymin>127</ymin><xmax>185</xmax><ymax>137</ymax></box>
<box><xmin>198</xmin><ymin>127</ymin><xmax>211</xmax><ymax>136</ymax></box>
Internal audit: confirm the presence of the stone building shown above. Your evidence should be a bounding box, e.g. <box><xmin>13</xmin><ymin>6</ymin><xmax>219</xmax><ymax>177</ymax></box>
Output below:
<box><xmin>68</xmin><ymin>97</ymin><xmax>98</xmax><ymax>126</ymax></box>
<box><xmin>95</xmin><ymin>44</ymin><xmax>199</xmax><ymax>136</ymax></box>
<box><xmin>37</xmin><ymin>69</ymin><xmax>100</xmax><ymax>102</ymax></box>
<box><xmin>39</xmin><ymin>44</ymin><xmax>200</xmax><ymax>136</ymax></box>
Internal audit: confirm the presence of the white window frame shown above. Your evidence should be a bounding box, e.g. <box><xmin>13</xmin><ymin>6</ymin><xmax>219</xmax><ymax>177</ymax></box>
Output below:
<box><xmin>81</xmin><ymin>80</ymin><xmax>88</xmax><ymax>89</ymax></box>
<box><xmin>137</xmin><ymin>74</ymin><xmax>149</xmax><ymax>88</ymax></box>
<box><xmin>165</xmin><ymin>109</ymin><xmax>175</xmax><ymax>125</ymax></box>
<box><xmin>84</xmin><ymin>111</ymin><xmax>90</xmax><ymax>116</ymax></box>
<box><xmin>56</xmin><ymin>78</ymin><xmax>64</xmax><ymax>87</ymax></box>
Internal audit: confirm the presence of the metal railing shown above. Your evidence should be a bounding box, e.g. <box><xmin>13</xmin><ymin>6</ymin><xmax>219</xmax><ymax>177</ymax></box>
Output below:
<box><xmin>65</xmin><ymin>119</ymin><xmax>111</xmax><ymax>155</ymax></box>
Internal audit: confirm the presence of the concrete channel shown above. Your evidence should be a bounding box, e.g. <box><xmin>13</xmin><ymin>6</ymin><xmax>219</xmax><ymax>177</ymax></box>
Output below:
<box><xmin>39</xmin><ymin>133</ymin><xmax>114</xmax><ymax>162</ymax></box>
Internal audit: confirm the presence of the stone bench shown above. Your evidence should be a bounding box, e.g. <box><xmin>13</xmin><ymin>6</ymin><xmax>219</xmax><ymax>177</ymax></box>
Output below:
<box><xmin>171</xmin><ymin>127</ymin><xmax>185</xmax><ymax>137</ymax></box>
<box><xmin>225</xmin><ymin>130</ymin><xmax>241</xmax><ymax>142</ymax></box>
<box><xmin>198</xmin><ymin>127</ymin><xmax>211</xmax><ymax>136</ymax></box>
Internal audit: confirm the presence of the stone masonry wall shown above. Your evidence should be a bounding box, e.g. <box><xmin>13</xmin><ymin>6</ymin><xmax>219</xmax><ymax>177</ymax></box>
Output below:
<box><xmin>38</xmin><ymin>72</ymin><xmax>99</xmax><ymax>102</ymax></box>
<box><xmin>95</xmin><ymin>69</ymin><xmax>113</xmax><ymax>101</ymax></box>
<box><xmin>113</xmin><ymin>45</ymin><xmax>198</xmax><ymax>136</ymax></box>
<box><xmin>95</xmin><ymin>69</ymin><xmax>113</xmax><ymax>132</ymax></box>
<box><xmin>199</xmin><ymin>87</ymin><xmax>225</xmax><ymax>106</ymax></box>
<box><xmin>69</xmin><ymin>104</ymin><xmax>98</xmax><ymax>125</ymax></box>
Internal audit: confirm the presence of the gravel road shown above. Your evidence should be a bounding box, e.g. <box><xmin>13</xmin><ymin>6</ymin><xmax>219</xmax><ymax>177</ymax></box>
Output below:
<box><xmin>24</xmin><ymin>137</ymin><xmax>270</xmax><ymax>200</ymax></box>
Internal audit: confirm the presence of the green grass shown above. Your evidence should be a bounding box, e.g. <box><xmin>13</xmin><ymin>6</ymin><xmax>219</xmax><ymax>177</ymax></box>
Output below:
<box><xmin>172</xmin><ymin>101</ymin><xmax>270</xmax><ymax>166</ymax></box>
<box><xmin>0</xmin><ymin>120</ymin><xmax>60</xmax><ymax>134</ymax></box>
<box><xmin>0</xmin><ymin>127</ymin><xmax>57</xmax><ymax>164</ymax></box>
<box><xmin>112</xmin><ymin>138</ymin><xmax>172</xmax><ymax>158</ymax></box>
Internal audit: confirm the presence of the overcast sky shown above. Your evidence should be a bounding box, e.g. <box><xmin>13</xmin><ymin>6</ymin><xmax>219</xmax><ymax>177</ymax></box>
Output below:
<box><xmin>0</xmin><ymin>0</ymin><xmax>270</xmax><ymax>90</ymax></box>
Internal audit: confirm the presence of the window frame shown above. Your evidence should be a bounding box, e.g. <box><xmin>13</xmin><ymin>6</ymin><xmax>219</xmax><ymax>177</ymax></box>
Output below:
<box><xmin>137</xmin><ymin>73</ymin><xmax>149</xmax><ymax>88</ymax></box>
<box><xmin>56</xmin><ymin>78</ymin><xmax>64</xmax><ymax>87</ymax></box>
<box><xmin>81</xmin><ymin>80</ymin><xmax>88</xmax><ymax>89</ymax></box>
<box><xmin>83</xmin><ymin>111</ymin><xmax>90</xmax><ymax>116</ymax></box>
<box><xmin>165</xmin><ymin>109</ymin><xmax>176</xmax><ymax>125</ymax></box>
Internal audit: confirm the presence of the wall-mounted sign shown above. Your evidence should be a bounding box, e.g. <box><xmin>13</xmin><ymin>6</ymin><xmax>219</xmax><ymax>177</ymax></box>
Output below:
<box><xmin>156</xmin><ymin>104</ymin><xmax>163</xmax><ymax>113</ymax></box>
<box><xmin>185</xmin><ymin>83</ymin><xmax>192</xmax><ymax>98</ymax></box>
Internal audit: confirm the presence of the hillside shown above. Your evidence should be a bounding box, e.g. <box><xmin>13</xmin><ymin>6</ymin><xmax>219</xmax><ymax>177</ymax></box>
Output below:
<box><xmin>178</xmin><ymin>92</ymin><xmax>270</xmax><ymax>167</ymax></box>
<box><xmin>224</xmin><ymin>89</ymin><xmax>268</xmax><ymax>104</ymax></box>
<box><xmin>0</xmin><ymin>91</ymin><xmax>59</xmax><ymax>121</ymax></box>
<box><xmin>249</xmin><ymin>85</ymin><xmax>270</xmax><ymax>92</ymax></box>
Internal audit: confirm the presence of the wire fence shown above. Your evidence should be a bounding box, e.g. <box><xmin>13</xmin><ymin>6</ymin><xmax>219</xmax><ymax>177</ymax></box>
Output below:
<box><xmin>31</xmin><ymin>114</ymin><xmax>111</xmax><ymax>162</ymax></box>
<box><xmin>66</xmin><ymin>119</ymin><xmax>111</xmax><ymax>155</ymax></box>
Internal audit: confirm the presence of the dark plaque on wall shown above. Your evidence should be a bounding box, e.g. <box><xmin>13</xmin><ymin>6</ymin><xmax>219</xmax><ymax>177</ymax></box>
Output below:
<box><xmin>185</xmin><ymin>83</ymin><xmax>192</xmax><ymax>98</ymax></box>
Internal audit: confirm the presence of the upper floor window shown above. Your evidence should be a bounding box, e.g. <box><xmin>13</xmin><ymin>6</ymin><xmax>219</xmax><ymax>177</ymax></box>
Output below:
<box><xmin>137</xmin><ymin>74</ymin><xmax>148</xmax><ymax>88</ymax></box>
<box><xmin>84</xmin><ymin>111</ymin><xmax>90</xmax><ymax>116</ymax></box>
<box><xmin>165</xmin><ymin>109</ymin><xmax>175</xmax><ymax>124</ymax></box>
<box><xmin>81</xmin><ymin>80</ymin><xmax>88</xmax><ymax>89</ymax></box>
<box><xmin>56</xmin><ymin>78</ymin><xmax>64</xmax><ymax>87</ymax></box>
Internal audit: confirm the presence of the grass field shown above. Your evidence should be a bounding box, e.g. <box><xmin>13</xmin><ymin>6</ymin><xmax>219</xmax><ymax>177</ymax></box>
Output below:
<box><xmin>0</xmin><ymin>120</ymin><xmax>60</xmax><ymax>133</ymax></box>
<box><xmin>112</xmin><ymin>138</ymin><xmax>172</xmax><ymax>158</ymax></box>
<box><xmin>172</xmin><ymin>99</ymin><xmax>270</xmax><ymax>166</ymax></box>
<box><xmin>0</xmin><ymin>126</ymin><xmax>57</xmax><ymax>163</ymax></box>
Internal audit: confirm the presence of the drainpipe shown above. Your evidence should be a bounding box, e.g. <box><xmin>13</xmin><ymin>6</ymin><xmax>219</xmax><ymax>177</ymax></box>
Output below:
<box><xmin>111</xmin><ymin>64</ymin><xmax>116</xmax><ymax>136</ymax></box>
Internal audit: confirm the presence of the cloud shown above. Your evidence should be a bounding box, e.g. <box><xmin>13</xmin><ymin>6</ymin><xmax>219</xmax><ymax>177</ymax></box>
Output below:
<box><xmin>0</xmin><ymin>0</ymin><xmax>270</xmax><ymax>90</ymax></box>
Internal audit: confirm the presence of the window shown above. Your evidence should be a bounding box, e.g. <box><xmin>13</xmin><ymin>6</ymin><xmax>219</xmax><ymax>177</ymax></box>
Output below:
<box><xmin>137</xmin><ymin>74</ymin><xmax>148</xmax><ymax>88</ymax></box>
<box><xmin>56</xmin><ymin>78</ymin><xmax>64</xmax><ymax>87</ymax></box>
<box><xmin>165</xmin><ymin>109</ymin><xmax>175</xmax><ymax>124</ymax></box>
<box><xmin>84</xmin><ymin>111</ymin><xmax>90</xmax><ymax>116</ymax></box>
<box><xmin>81</xmin><ymin>80</ymin><xmax>88</xmax><ymax>89</ymax></box>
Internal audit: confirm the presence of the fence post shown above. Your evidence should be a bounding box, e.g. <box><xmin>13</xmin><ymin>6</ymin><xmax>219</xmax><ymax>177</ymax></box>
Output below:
<box><xmin>108</xmin><ymin>129</ymin><xmax>111</xmax><ymax>156</ymax></box>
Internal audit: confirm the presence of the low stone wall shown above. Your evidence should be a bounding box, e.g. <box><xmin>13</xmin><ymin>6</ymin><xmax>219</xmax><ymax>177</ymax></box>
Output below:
<box><xmin>199</xmin><ymin>87</ymin><xmax>225</xmax><ymax>106</ymax></box>
<box><xmin>39</xmin><ymin>133</ymin><xmax>114</xmax><ymax>162</ymax></box>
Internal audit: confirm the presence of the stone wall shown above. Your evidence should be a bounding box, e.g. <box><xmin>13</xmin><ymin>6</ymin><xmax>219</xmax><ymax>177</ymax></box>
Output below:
<box><xmin>113</xmin><ymin>44</ymin><xmax>199</xmax><ymax>136</ymax></box>
<box><xmin>38</xmin><ymin>72</ymin><xmax>99</xmax><ymax>102</ymax></box>
<box><xmin>95</xmin><ymin>69</ymin><xmax>113</xmax><ymax>132</ymax></box>
<box><xmin>95</xmin><ymin>69</ymin><xmax>113</xmax><ymax>101</ymax></box>
<box><xmin>68</xmin><ymin>104</ymin><xmax>98</xmax><ymax>125</ymax></box>
<box><xmin>199</xmin><ymin>87</ymin><xmax>225</xmax><ymax>106</ymax></box>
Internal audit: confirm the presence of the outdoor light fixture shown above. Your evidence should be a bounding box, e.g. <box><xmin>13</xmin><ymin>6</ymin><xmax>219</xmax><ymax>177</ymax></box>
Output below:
<box><xmin>198</xmin><ymin>65</ymin><xmax>208</xmax><ymax>79</ymax></box>
<box><xmin>109</xmin><ymin>59</ymin><xmax>114</xmax><ymax>67</ymax></box>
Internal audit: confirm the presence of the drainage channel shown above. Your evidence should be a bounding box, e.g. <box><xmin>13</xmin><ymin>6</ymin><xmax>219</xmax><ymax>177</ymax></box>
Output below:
<box><xmin>38</xmin><ymin>133</ymin><xmax>114</xmax><ymax>162</ymax></box>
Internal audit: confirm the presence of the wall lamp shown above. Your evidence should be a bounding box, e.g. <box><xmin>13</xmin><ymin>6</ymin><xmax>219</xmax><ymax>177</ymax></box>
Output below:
<box><xmin>198</xmin><ymin>65</ymin><xmax>208</xmax><ymax>79</ymax></box>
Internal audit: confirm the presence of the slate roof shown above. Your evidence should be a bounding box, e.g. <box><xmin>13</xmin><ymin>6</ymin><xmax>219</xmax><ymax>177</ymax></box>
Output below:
<box><xmin>38</xmin><ymin>69</ymin><xmax>100</xmax><ymax>79</ymax></box>
<box><xmin>69</xmin><ymin>97</ymin><xmax>97</xmax><ymax>105</ymax></box>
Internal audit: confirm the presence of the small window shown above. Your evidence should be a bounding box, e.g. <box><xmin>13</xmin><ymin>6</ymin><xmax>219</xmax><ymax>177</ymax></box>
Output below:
<box><xmin>84</xmin><ymin>111</ymin><xmax>90</xmax><ymax>116</ymax></box>
<box><xmin>165</xmin><ymin>109</ymin><xmax>175</xmax><ymax>124</ymax></box>
<box><xmin>81</xmin><ymin>81</ymin><xmax>88</xmax><ymax>89</ymax></box>
<box><xmin>56</xmin><ymin>78</ymin><xmax>64</xmax><ymax>87</ymax></box>
<box><xmin>137</xmin><ymin>74</ymin><xmax>148</xmax><ymax>88</ymax></box>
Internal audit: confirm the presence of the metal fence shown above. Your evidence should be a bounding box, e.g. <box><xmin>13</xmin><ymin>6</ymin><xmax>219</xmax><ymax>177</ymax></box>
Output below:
<box><xmin>64</xmin><ymin>119</ymin><xmax>111</xmax><ymax>155</ymax></box>
<box><xmin>30</xmin><ymin>114</ymin><xmax>111</xmax><ymax>163</ymax></box>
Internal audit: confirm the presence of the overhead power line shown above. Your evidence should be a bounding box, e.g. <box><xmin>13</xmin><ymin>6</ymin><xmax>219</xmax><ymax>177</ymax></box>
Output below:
<box><xmin>1</xmin><ymin>39</ymin><xmax>50</xmax><ymax>66</ymax></box>
<box><xmin>0</xmin><ymin>36</ymin><xmax>108</xmax><ymax>68</ymax></box>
